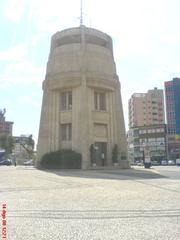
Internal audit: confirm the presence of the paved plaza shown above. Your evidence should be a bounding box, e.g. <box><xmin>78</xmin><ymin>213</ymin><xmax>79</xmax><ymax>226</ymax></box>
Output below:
<box><xmin>0</xmin><ymin>165</ymin><xmax>180</xmax><ymax>240</ymax></box>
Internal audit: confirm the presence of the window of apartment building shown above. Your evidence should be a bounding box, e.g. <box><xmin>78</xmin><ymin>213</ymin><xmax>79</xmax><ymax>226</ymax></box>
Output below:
<box><xmin>156</xmin><ymin>128</ymin><xmax>164</xmax><ymax>133</ymax></box>
<box><xmin>156</xmin><ymin>146</ymin><xmax>165</xmax><ymax>151</ymax></box>
<box><xmin>94</xmin><ymin>91</ymin><xmax>106</xmax><ymax>111</ymax></box>
<box><xmin>148</xmin><ymin>138</ymin><xmax>156</xmax><ymax>142</ymax></box>
<box><xmin>156</xmin><ymin>137</ymin><xmax>165</xmax><ymax>142</ymax></box>
<box><xmin>147</xmin><ymin>129</ymin><xmax>155</xmax><ymax>133</ymax></box>
<box><xmin>133</xmin><ymin>129</ymin><xmax>139</xmax><ymax>137</ymax></box>
<box><xmin>61</xmin><ymin>123</ymin><xmax>72</xmax><ymax>141</ymax></box>
<box><xmin>61</xmin><ymin>91</ymin><xmax>72</xmax><ymax>110</ymax></box>
<box><xmin>156</xmin><ymin>128</ymin><xmax>160</xmax><ymax>133</ymax></box>
<box><xmin>139</xmin><ymin>129</ymin><xmax>146</xmax><ymax>134</ymax></box>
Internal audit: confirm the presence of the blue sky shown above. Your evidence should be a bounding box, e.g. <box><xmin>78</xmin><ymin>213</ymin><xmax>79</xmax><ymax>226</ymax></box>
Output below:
<box><xmin>0</xmin><ymin>0</ymin><xmax>180</xmax><ymax>145</ymax></box>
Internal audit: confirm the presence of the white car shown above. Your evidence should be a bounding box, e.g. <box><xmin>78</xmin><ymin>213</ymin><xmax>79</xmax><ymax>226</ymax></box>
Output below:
<box><xmin>23</xmin><ymin>159</ymin><xmax>34</xmax><ymax>166</ymax></box>
<box><xmin>168</xmin><ymin>160</ymin><xmax>175</xmax><ymax>165</ymax></box>
<box><xmin>161</xmin><ymin>160</ymin><xmax>167</xmax><ymax>165</ymax></box>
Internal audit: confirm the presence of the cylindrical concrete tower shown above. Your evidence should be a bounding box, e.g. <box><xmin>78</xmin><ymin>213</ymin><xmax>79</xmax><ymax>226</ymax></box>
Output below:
<box><xmin>37</xmin><ymin>25</ymin><xmax>129</xmax><ymax>169</ymax></box>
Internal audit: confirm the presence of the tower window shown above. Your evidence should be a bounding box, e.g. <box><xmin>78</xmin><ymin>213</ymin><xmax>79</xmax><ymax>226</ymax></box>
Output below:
<box><xmin>94</xmin><ymin>91</ymin><xmax>106</xmax><ymax>111</ymax></box>
<box><xmin>61</xmin><ymin>124</ymin><xmax>72</xmax><ymax>141</ymax></box>
<box><xmin>61</xmin><ymin>91</ymin><xmax>72</xmax><ymax>110</ymax></box>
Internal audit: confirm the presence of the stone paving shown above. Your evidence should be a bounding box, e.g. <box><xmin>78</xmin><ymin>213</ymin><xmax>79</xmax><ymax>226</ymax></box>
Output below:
<box><xmin>0</xmin><ymin>166</ymin><xmax>180</xmax><ymax>240</ymax></box>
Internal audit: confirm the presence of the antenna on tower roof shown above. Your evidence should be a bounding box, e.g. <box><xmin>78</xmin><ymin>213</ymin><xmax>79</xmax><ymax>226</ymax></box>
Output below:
<box><xmin>80</xmin><ymin>0</ymin><xmax>83</xmax><ymax>25</ymax></box>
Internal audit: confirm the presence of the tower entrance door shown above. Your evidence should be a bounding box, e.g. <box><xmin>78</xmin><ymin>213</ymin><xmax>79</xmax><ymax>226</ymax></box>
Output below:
<box><xmin>94</xmin><ymin>142</ymin><xmax>107</xmax><ymax>166</ymax></box>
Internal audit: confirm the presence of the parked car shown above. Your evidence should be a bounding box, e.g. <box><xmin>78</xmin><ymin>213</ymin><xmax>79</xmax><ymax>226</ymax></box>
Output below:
<box><xmin>176</xmin><ymin>159</ymin><xmax>180</xmax><ymax>166</ymax></box>
<box><xmin>151</xmin><ymin>160</ymin><xmax>159</xmax><ymax>166</ymax></box>
<box><xmin>161</xmin><ymin>160</ymin><xmax>167</xmax><ymax>165</ymax></box>
<box><xmin>0</xmin><ymin>159</ymin><xmax>12</xmax><ymax>166</ymax></box>
<box><xmin>23</xmin><ymin>159</ymin><xmax>34</xmax><ymax>166</ymax></box>
<box><xmin>168</xmin><ymin>160</ymin><xmax>175</xmax><ymax>165</ymax></box>
<box><xmin>134</xmin><ymin>160</ymin><xmax>143</xmax><ymax>166</ymax></box>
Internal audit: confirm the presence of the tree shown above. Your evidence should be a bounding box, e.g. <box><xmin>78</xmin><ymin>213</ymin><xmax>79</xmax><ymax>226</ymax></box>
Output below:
<box><xmin>0</xmin><ymin>135</ymin><xmax>7</xmax><ymax>150</ymax></box>
<box><xmin>90</xmin><ymin>144</ymin><xmax>94</xmax><ymax>164</ymax></box>
<box><xmin>0</xmin><ymin>135</ymin><xmax>15</xmax><ymax>154</ymax></box>
<box><xmin>0</xmin><ymin>108</ymin><xmax>6</xmax><ymax>120</ymax></box>
<box><xmin>27</xmin><ymin>135</ymin><xmax>35</xmax><ymax>150</ymax></box>
<box><xmin>6</xmin><ymin>136</ymin><xmax>15</xmax><ymax>154</ymax></box>
<box><xmin>112</xmin><ymin>144</ymin><xmax>118</xmax><ymax>163</ymax></box>
<box><xmin>20</xmin><ymin>135</ymin><xmax>35</xmax><ymax>159</ymax></box>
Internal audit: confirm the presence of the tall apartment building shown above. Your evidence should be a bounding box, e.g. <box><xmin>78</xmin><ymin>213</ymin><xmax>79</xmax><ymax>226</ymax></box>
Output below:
<box><xmin>128</xmin><ymin>88</ymin><xmax>166</xmax><ymax>164</ymax></box>
<box><xmin>128</xmin><ymin>88</ymin><xmax>165</xmax><ymax>128</ymax></box>
<box><xmin>165</xmin><ymin>78</ymin><xmax>180</xmax><ymax>159</ymax></box>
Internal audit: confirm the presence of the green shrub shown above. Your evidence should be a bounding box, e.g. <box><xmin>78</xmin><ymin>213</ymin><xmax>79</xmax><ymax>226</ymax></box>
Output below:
<box><xmin>112</xmin><ymin>144</ymin><xmax>118</xmax><ymax>163</ymax></box>
<box><xmin>89</xmin><ymin>144</ymin><xmax>94</xmax><ymax>164</ymax></box>
<box><xmin>40</xmin><ymin>149</ymin><xmax>82</xmax><ymax>169</ymax></box>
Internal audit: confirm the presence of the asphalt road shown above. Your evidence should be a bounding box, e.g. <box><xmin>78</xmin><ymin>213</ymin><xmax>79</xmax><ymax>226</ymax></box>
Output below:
<box><xmin>151</xmin><ymin>165</ymin><xmax>180</xmax><ymax>179</ymax></box>
<box><xmin>0</xmin><ymin>165</ymin><xmax>180</xmax><ymax>240</ymax></box>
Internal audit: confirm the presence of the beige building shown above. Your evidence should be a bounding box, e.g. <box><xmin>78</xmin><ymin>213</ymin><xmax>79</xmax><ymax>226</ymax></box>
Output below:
<box><xmin>37</xmin><ymin>25</ymin><xmax>129</xmax><ymax>169</ymax></box>
<box><xmin>128</xmin><ymin>88</ymin><xmax>165</xmax><ymax>128</ymax></box>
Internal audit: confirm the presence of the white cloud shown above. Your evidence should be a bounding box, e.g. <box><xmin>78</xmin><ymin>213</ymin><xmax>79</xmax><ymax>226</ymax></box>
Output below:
<box><xmin>4</xmin><ymin>0</ymin><xmax>26</xmax><ymax>21</ymax></box>
<box><xmin>31</xmin><ymin>34</ymin><xmax>45</xmax><ymax>47</ymax></box>
<box><xmin>0</xmin><ymin>43</ymin><xmax>28</xmax><ymax>62</ymax></box>
<box><xmin>18</xmin><ymin>96</ymin><xmax>41</xmax><ymax>108</ymax></box>
<box><xmin>24</xmin><ymin>0</ymin><xmax>80</xmax><ymax>34</ymax></box>
<box><xmin>0</xmin><ymin>61</ymin><xmax>44</xmax><ymax>89</ymax></box>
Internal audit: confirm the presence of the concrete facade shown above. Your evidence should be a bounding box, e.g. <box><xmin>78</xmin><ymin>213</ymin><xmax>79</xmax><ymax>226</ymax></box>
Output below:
<box><xmin>127</xmin><ymin>124</ymin><xmax>167</xmax><ymax>164</ymax></box>
<box><xmin>37</xmin><ymin>25</ymin><xmax>129</xmax><ymax>169</ymax></box>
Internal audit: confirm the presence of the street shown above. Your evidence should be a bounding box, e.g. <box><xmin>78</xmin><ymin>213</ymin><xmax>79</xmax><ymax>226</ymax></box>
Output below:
<box><xmin>0</xmin><ymin>165</ymin><xmax>180</xmax><ymax>240</ymax></box>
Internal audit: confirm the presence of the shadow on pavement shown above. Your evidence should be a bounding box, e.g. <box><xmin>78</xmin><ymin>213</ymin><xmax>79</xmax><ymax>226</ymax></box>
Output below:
<box><xmin>0</xmin><ymin>165</ymin><xmax>167</xmax><ymax>180</ymax></box>
<box><xmin>40</xmin><ymin>167</ymin><xmax>168</xmax><ymax>180</ymax></box>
